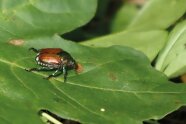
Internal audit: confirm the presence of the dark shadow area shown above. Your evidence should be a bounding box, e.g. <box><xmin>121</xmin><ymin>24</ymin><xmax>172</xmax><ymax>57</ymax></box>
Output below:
<box><xmin>62</xmin><ymin>0</ymin><xmax>123</xmax><ymax>42</ymax></box>
<box><xmin>143</xmin><ymin>106</ymin><xmax>186</xmax><ymax>124</ymax></box>
<box><xmin>169</xmin><ymin>76</ymin><xmax>182</xmax><ymax>84</ymax></box>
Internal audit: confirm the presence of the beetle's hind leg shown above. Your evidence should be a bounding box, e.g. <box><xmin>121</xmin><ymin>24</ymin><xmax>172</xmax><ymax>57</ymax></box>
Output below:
<box><xmin>29</xmin><ymin>47</ymin><xmax>39</xmax><ymax>53</ymax></box>
<box><xmin>25</xmin><ymin>67</ymin><xmax>38</xmax><ymax>72</ymax></box>
<box><xmin>25</xmin><ymin>67</ymin><xmax>51</xmax><ymax>72</ymax></box>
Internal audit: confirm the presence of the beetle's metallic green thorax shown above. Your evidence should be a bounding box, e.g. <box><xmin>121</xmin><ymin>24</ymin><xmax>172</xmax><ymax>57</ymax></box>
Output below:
<box><xmin>57</xmin><ymin>51</ymin><xmax>77</xmax><ymax>70</ymax></box>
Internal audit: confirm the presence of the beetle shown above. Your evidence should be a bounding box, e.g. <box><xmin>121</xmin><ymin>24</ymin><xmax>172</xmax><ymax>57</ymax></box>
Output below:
<box><xmin>25</xmin><ymin>48</ymin><xmax>82</xmax><ymax>82</ymax></box>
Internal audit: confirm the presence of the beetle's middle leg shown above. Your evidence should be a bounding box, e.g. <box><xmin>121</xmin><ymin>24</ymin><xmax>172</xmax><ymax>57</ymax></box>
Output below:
<box><xmin>44</xmin><ymin>69</ymin><xmax>62</xmax><ymax>80</ymax></box>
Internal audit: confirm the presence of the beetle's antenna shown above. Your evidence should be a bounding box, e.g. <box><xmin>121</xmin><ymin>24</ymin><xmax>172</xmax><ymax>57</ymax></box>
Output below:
<box><xmin>29</xmin><ymin>48</ymin><xmax>39</xmax><ymax>53</ymax></box>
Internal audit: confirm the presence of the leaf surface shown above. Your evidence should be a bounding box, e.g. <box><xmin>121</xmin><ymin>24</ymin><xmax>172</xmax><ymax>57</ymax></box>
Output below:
<box><xmin>155</xmin><ymin>20</ymin><xmax>186</xmax><ymax>78</ymax></box>
<box><xmin>127</xmin><ymin>0</ymin><xmax>186</xmax><ymax>30</ymax></box>
<box><xmin>0</xmin><ymin>0</ymin><xmax>97</xmax><ymax>41</ymax></box>
<box><xmin>111</xmin><ymin>4</ymin><xmax>138</xmax><ymax>32</ymax></box>
<box><xmin>81</xmin><ymin>30</ymin><xmax>168</xmax><ymax>61</ymax></box>
<box><xmin>0</xmin><ymin>35</ymin><xmax>186</xmax><ymax>124</ymax></box>
<box><xmin>82</xmin><ymin>0</ymin><xmax>186</xmax><ymax>61</ymax></box>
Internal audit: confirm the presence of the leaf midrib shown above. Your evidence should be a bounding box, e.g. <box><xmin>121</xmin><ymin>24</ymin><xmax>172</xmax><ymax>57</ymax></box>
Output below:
<box><xmin>0</xmin><ymin>58</ymin><xmax>185</xmax><ymax>94</ymax></box>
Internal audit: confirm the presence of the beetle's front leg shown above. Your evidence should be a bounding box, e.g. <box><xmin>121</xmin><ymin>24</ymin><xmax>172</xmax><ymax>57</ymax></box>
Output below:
<box><xmin>45</xmin><ymin>66</ymin><xmax>68</xmax><ymax>82</ymax></box>
<box><xmin>63</xmin><ymin>66</ymin><xmax>68</xmax><ymax>82</ymax></box>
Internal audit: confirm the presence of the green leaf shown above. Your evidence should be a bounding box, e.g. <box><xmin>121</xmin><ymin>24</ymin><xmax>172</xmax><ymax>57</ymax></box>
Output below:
<box><xmin>1</xmin><ymin>35</ymin><xmax>186</xmax><ymax>124</ymax></box>
<box><xmin>155</xmin><ymin>20</ymin><xmax>186</xmax><ymax>78</ymax></box>
<box><xmin>81</xmin><ymin>30</ymin><xmax>168</xmax><ymax>61</ymax></box>
<box><xmin>127</xmin><ymin>0</ymin><xmax>186</xmax><ymax>30</ymax></box>
<box><xmin>82</xmin><ymin>0</ymin><xmax>186</xmax><ymax>61</ymax></box>
<box><xmin>111</xmin><ymin>4</ymin><xmax>138</xmax><ymax>32</ymax></box>
<box><xmin>0</xmin><ymin>0</ymin><xmax>97</xmax><ymax>41</ymax></box>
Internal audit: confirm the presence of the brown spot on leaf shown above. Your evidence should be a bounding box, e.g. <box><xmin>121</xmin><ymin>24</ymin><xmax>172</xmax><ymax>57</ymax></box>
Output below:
<box><xmin>108</xmin><ymin>72</ymin><xmax>117</xmax><ymax>81</ymax></box>
<box><xmin>175</xmin><ymin>100</ymin><xmax>182</xmax><ymax>105</ymax></box>
<box><xmin>9</xmin><ymin>39</ymin><xmax>24</xmax><ymax>46</ymax></box>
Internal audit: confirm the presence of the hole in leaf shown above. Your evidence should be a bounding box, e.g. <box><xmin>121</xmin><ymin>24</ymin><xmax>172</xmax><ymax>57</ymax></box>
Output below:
<box><xmin>169</xmin><ymin>76</ymin><xmax>182</xmax><ymax>84</ymax></box>
<box><xmin>38</xmin><ymin>109</ymin><xmax>81</xmax><ymax>124</ymax></box>
<box><xmin>169</xmin><ymin>73</ymin><xmax>186</xmax><ymax>83</ymax></box>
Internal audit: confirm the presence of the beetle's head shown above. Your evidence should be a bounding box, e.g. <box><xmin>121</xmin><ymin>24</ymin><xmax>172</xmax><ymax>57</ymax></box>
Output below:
<box><xmin>67</xmin><ymin>59</ymin><xmax>83</xmax><ymax>73</ymax></box>
<box><xmin>67</xmin><ymin>60</ymin><xmax>77</xmax><ymax>69</ymax></box>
